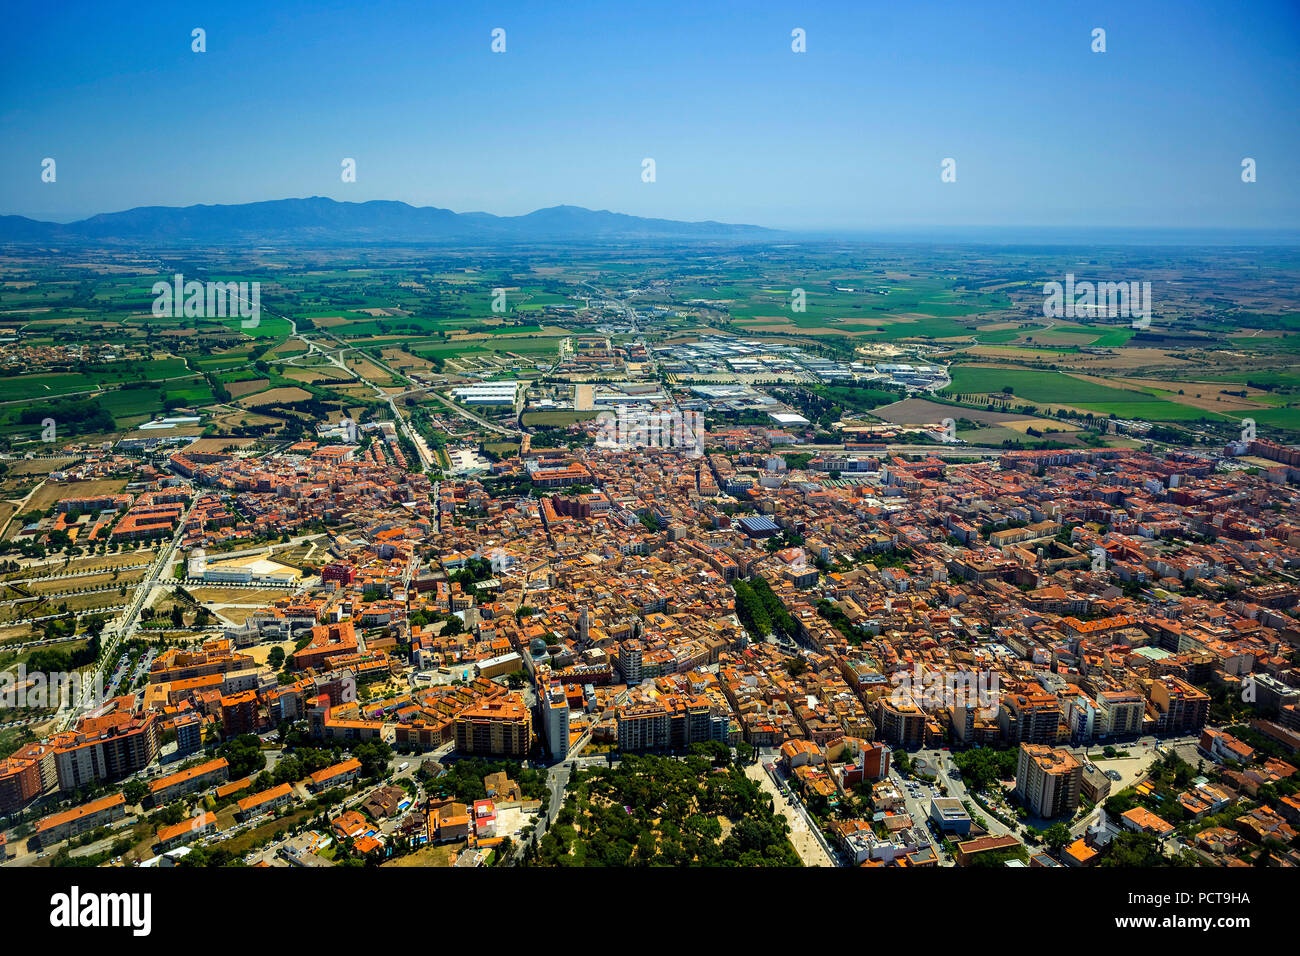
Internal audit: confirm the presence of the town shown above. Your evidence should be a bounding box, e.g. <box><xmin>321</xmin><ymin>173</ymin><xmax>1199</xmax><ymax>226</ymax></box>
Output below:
<box><xmin>1</xmin><ymin>370</ymin><xmax>1298</xmax><ymax>869</ymax></box>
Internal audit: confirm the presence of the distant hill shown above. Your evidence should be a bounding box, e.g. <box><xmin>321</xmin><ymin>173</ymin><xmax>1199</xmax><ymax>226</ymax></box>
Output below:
<box><xmin>0</xmin><ymin>198</ymin><xmax>776</xmax><ymax>244</ymax></box>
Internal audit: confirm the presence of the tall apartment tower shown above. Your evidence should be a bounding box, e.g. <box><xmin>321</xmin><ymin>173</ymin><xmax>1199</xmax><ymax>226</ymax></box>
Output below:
<box><xmin>1014</xmin><ymin>743</ymin><xmax>1082</xmax><ymax>818</ymax></box>
<box><xmin>544</xmin><ymin>683</ymin><xmax>571</xmax><ymax>761</ymax></box>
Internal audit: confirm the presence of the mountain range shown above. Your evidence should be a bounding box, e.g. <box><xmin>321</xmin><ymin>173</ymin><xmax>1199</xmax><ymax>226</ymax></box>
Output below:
<box><xmin>0</xmin><ymin>197</ymin><xmax>775</xmax><ymax>244</ymax></box>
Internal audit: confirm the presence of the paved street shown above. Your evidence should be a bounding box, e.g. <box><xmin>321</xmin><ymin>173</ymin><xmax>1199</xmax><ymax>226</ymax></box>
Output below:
<box><xmin>747</xmin><ymin>761</ymin><xmax>836</xmax><ymax>867</ymax></box>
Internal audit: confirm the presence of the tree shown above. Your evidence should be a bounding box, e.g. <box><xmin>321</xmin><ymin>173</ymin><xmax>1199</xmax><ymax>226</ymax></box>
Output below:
<box><xmin>122</xmin><ymin>779</ymin><xmax>149</xmax><ymax>806</ymax></box>
<box><xmin>219</xmin><ymin>734</ymin><xmax>268</xmax><ymax>778</ymax></box>
<box><xmin>352</xmin><ymin>739</ymin><xmax>393</xmax><ymax>778</ymax></box>
<box><xmin>1101</xmin><ymin>831</ymin><xmax>1187</xmax><ymax>868</ymax></box>
<box><xmin>1043</xmin><ymin>822</ymin><xmax>1071</xmax><ymax>853</ymax></box>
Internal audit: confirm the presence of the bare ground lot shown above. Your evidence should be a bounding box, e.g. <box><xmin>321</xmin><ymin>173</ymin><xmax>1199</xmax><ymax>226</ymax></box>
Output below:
<box><xmin>25</xmin><ymin>478</ymin><xmax>129</xmax><ymax>513</ymax></box>
<box><xmin>185</xmin><ymin>437</ymin><xmax>257</xmax><ymax>455</ymax></box>
<box><xmin>5</xmin><ymin>458</ymin><xmax>75</xmax><ymax>477</ymax></box>
<box><xmin>963</xmin><ymin>345</ymin><xmax>1197</xmax><ymax>370</ymax></box>
<box><xmin>281</xmin><ymin>366</ymin><xmax>353</xmax><ymax>384</ymax></box>
<box><xmin>4</xmin><ymin>552</ymin><xmax>150</xmax><ymax>579</ymax></box>
<box><xmin>212</xmin><ymin>409</ymin><xmax>282</xmax><ymax>430</ymax></box>
<box><xmin>869</xmin><ymin>397</ymin><xmax>1050</xmax><ymax>427</ymax></box>
<box><xmin>236</xmin><ymin>387</ymin><xmax>313</xmax><ymax>407</ymax></box>
<box><xmin>383</xmin><ymin>842</ymin><xmax>463</xmax><ymax>867</ymax></box>
<box><xmin>188</xmin><ymin>586</ymin><xmax>292</xmax><ymax>605</ymax></box>
<box><xmin>226</xmin><ymin>378</ymin><xmax>271</xmax><ymax>398</ymax></box>
<box><xmin>380</xmin><ymin>348</ymin><xmax>437</xmax><ymax>373</ymax></box>
<box><xmin>21</xmin><ymin>568</ymin><xmax>144</xmax><ymax>594</ymax></box>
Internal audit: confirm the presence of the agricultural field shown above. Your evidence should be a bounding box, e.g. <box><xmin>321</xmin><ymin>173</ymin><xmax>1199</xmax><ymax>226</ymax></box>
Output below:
<box><xmin>941</xmin><ymin>366</ymin><xmax>1236</xmax><ymax>422</ymax></box>
<box><xmin>869</xmin><ymin>397</ymin><xmax>1050</xmax><ymax>428</ymax></box>
<box><xmin>521</xmin><ymin>410</ymin><xmax>599</xmax><ymax>427</ymax></box>
<box><xmin>0</xmin><ymin>358</ymin><xmax>191</xmax><ymax>402</ymax></box>
<box><xmin>0</xmin><ymin>240</ymin><xmax>1296</xmax><ymax>460</ymax></box>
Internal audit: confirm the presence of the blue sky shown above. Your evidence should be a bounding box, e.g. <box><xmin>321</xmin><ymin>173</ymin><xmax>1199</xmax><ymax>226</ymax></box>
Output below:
<box><xmin>1</xmin><ymin>0</ymin><xmax>1297</xmax><ymax>230</ymax></box>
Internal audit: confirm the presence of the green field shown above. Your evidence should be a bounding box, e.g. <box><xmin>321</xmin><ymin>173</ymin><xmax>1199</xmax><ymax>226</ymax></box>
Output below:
<box><xmin>1250</xmin><ymin>406</ymin><xmax>1300</xmax><ymax>430</ymax></box>
<box><xmin>521</xmin><ymin>410</ymin><xmax>599</xmax><ymax>427</ymax></box>
<box><xmin>0</xmin><ymin>358</ymin><xmax>191</xmax><ymax>402</ymax></box>
<box><xmin>942</xmin><ymin>366</ymin><xmax>1221</xmax><ymax>421</ymax></box>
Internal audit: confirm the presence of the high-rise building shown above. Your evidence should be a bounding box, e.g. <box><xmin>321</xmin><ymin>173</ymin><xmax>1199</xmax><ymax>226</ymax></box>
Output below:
<box><xmin>1149</xmin><ymin>676</ymin><xmax>1210</xmax><ymax>735</ymax></box>
<box><xmin>1097</xmin><ymin>690</ymin><xmax>1145</xmax><ymax>737</ymax></box>
<box><xmin>617</xmin><ymin>694</ymin><xmax>723</xmax><ymax>752</ymax></box>
<box><xmin>1014</xmin><ymin>743</ymin><xmax>1082</xmax><ymax>818</ymax></box>
<box><xmin>544</xmin><ymin>683</ymin><xmax>571</xmax><ymax>760</ymax></box>
<box><xmin>51</xmin><ymin>713</ymin><xmax>160</xmax><ymax>792</ymax></box>
<box><xmin>618</xmin><ymin>640</ymin><xmax>643</xmax><ymax>684</ymax></box>
<box><xmin>454</xmin><ymin>694</ymin><xmax>532</xmax><ymax>758</ymax></box>
<box><xmin>876</xmin><ymin>696</ymin><xmax>926</xmax><ymax>748</ymax></box>
<box><xmin>1000</xmin><ymin>689</ymin><xmax>1062</xmax><ymax>744</ymax></box>
<box><xmin>0</xmin><ymin>757</ymin><xmax>42</xmax><ymax>813</ymax></box>
<box><xmin>220</xmin><ymin>690</ymin><xmax>260</xmax><ymax>737</ymax></box>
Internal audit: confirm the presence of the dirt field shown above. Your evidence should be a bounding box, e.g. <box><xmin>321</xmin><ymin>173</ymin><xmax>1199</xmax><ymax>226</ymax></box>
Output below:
<box><xmin>869</xmin><ymin>397</ymin><xmax>1049</xmax><ymax>427</ymax></box>
<box><xmin>1081</xmin><ymin>374</ymin><xmax>1278</xmax><ymax>413</ymax></box>
<box><xmin>212</xmin><ymin>410</ymin><xmax>281</xmax><ymax>429</ymax></box>
<box><xmin>380</xmin><ymin>348</ymin><xmax>436</xmax><ymax>372</ymax></box>
<box><xmin>244</xmin><ymin>640</ymin><xmax>296</xmax><ymax>665</ymax></box>
<box><xmin>264</xmin><ymin>339</ymin><xmax>309</xmax><ymax>357</ymax></box>
<box><xmin>21</xmin><ymin>568</ymin><xmax>143</xmax><ymax>594</ymax></box>
<box><xmin>383</xmin><ymin>843</ymin><xmax>462</xmax><ymax>867</ymax></box>
<box><xmin>963</xmin><ymin>345</ymin><xmax>1196</xmax><ymax>371</ymax></box>
<box><xmin>26</xmin><ymin>478</ymin><xmax>129</xmax><ymax>513</ymax></box>
<box><xmin>5</xmin><ymin>458</ymin><xmax>75</xmax><ymax>477</ymax></box>
<box><xmin>345</xmin><ymin>356</ymin><xmax>400</xmax><ymax>386</ymax></box>
<box><xmin>226</xmin><ymin>378</ymin><xmax>271</xmax><ymax>398</ymax></box>
<box><xmin>281</xmin><ymin>367</ymin><xmax>352</xmax><ymax>384</ymax></box>
<box><xmin>14</xmin><ymin>552</ymin><xmax>150</xmax><ymax>577</ymax></box>
<box><xmin>322</xmin><ymin>385</ymin><xmax>375</xmax><ymax>401</ymax></box>
<box><xmin>236</xmin><ymin>387</ymin><xmax>313</xmax><ymax>407</ymax></box>
<box><xmin>185</xmin><ymin>437</ymin><xmax>257</xmax><ymax>455</ymax></box>
<box><xmin>188</xmin><ymin>586</ymin><xmax>290</xmax><ymax>605</ymax></box>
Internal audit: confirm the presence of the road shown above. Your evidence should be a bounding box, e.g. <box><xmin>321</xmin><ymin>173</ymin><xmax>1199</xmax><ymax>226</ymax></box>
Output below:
<box><xmin>1065</xmin><ymin>734</ymin><xmax>1199</xmax><ymax>837</ymax></box>
<box><xmin>424</xmin><ymin>390</ymin><xmax>520</xmax><ymax>437</ymax></box>
<box><xmin>895</xmin><ymin>749</ymin><xmax>1013</xmax><ymax>859</ymax></box>
<box><xmin>783</xmin><ymin>443</ymin><xmax>1011</xmax><ymax>458</ymax></box>
<box><xmin>59</xmin><ymin>496</ymin><xmax>198</xmax><ymax>729</ymax></box>
<box><xmin>748</xmin><ymin>760</ymin><xmax>838</xmax><ymax>867</ymax></box>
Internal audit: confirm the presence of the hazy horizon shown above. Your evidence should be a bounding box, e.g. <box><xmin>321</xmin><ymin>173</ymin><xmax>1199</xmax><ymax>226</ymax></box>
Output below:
<box><xmin>7</xmin><ymin>196</ymin><xmax>1300</xmax><ymax>247</ymax></box>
